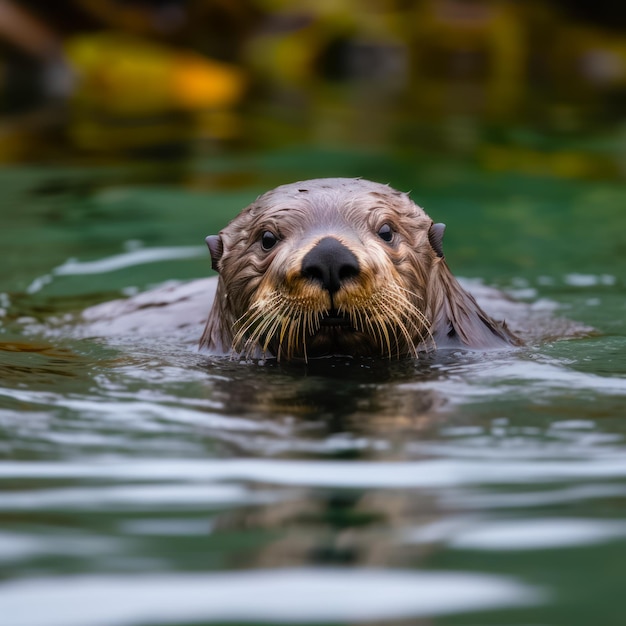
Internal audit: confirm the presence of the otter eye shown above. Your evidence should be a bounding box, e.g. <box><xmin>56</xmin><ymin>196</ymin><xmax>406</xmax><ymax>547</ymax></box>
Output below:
<box><xmin>377</xmin><ymin>223</ymin><xmax>394</xmax><ymax>243</ymax></box>
<box><xmin>261</xmin><ymin>231</ymin><xmax>278</xmax><ymax>251</ymax></box>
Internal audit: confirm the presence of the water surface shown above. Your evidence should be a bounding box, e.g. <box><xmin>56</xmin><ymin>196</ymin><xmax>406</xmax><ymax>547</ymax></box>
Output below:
<box><xmin>1</xmin><ymin>148</ymin><xmax>625</xmax><ymax>625</ymax></box>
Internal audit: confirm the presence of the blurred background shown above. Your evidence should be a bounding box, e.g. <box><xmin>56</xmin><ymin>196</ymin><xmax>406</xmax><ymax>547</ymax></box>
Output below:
<box><xmin>0</xmin><ymin>0</ymin><xmax>624</xmax><ymax>173</ymax></box>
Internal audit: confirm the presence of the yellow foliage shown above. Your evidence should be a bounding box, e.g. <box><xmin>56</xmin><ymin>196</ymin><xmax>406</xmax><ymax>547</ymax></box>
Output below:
<box><xmin>65</xmin><ymin>32</ymin><xmax>245</xmax><ymax>115</ymax></box>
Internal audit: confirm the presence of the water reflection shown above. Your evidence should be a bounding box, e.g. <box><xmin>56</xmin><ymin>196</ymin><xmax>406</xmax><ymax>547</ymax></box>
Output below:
<box><xmin>204</xmin><ymin>357</ymin><xmax>446</xmax><ymax>446</ymax></box>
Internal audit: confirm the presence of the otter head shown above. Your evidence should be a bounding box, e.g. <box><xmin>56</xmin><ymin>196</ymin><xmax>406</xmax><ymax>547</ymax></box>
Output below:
<box><xmin>200</xmin><ymin>178</ymin><xmax>519</xmax><ymax>361</ymax></box>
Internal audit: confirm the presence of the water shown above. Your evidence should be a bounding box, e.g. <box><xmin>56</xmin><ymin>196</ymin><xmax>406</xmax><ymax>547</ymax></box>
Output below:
<box><xmin>1</xmin><ymin>146</ymin><xmax>626</xmax><ymax>625</ymax></box>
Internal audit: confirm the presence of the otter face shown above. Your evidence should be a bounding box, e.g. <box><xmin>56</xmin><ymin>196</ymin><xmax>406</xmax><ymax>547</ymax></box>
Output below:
<box><xmin>203</xmin><ymin>178</ymin><xmax>447</xmax><ymax>362</ymax></box>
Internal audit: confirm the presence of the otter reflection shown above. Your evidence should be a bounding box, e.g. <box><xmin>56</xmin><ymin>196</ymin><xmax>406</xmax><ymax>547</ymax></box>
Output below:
<box><xmin>203</xmin><ymin>356</ymin><xmax>448</xmax><ymax>449</ymax></box>
<box><xmin>201</xmin><ymin>358</ymin><xmax>447</xmax><ymax>585</ymax></box>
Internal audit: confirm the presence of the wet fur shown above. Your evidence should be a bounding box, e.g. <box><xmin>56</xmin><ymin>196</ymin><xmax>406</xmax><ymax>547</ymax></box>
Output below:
<box><xmin>200</xmin><ymin>178</ymin><xmax>520</xmax><ymax>361</ymax></box>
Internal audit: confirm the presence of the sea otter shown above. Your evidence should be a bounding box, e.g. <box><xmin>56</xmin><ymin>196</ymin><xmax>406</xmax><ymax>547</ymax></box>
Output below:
<box><xmin>200</xmin><ymin>178</ymin><xmax>520</xmax><ymax>361</ymax></box>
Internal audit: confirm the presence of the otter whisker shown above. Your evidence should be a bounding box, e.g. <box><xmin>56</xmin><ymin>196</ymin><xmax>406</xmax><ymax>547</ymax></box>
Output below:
<box><xmin>377</xmin><ymin>300</ymin><xmax>419</xmax><ymax>358</ymax></box>
<box><xmin>287</xmin><ymin>310</ymin><xmax>303</xmax><ymax>361</ymax></box>
<box><xmin>386</xmin><ymin>288</ymin><xmax>431</xmax><ymax>330</ymax></box>
<box><xmin>357</xmin><ymin>308</ymin><xmax>368</xmax><ymax>337</ymax></box>
<box><xmin>277</xmin><ymin>306</ymin><xmax>292</xmax><ymax>347</ymax></box>
<box><xmin>232</xmin><ymin>293</ymin><xmax>284</xmax><ymax>349</ymax></box>
<box><xmin>363</xmin><ymin>289</ymin><xmax>422</xmax><ymax>358</ymax></box>
<box><xmin>380</xmin><ymin>308</ymin><xmax>403</xmax><ymax>359</ymax></box>
<box><xmin>302</xmin><ymin>312</ymin><xmax>311</xmax><ymax>363</ymax></box>
<box><xmin>382</xmin><ymin>288</ymin><xmax>434</xmax><ymax>351</ymax></box>
<box><xmin>233</xmin><ymin>290</ymin><xmax>332</xmax><ymax>361</ymax></box>
<box><xmin>232</xmin><ymin>316</ymin><xmax>263</xmax><ymax>356</ymax></box>
<box><xmin>275</xmin><ymin>301</ymin><xmax>303</xmax><ymax>361</ymax></box>
<box><xmin>373</xmin><ymin>307</ymin><xmax>402</xmax><ymax>358</ymax></box>
<box><xmin>239</xmin><ymin>297</ymin><xmax>291</xmax><ymax>358</ymax></box>
<box><xmin>352</xmin><ymin>306</ymin><xmax>377</xmax><ymax>345</ymax></box>
<box><xmin>396</xmin><ymin>284</ymin><xmax>425</xmax><ymax>302</ymax></box>
<box><xmin>305</xmin><ymin>311</ymin><xmax>321</xmax><ymax>351</ymax></box>
<box><xmin>260</xmin><ymin>313</ymin><xmax>284</xmax><ymax>354</ymax></box>
<box><xmin>363</xmin><ymin>308</ymin><xmax>388</xmax><ymax>356</ymax></box>
<box><xmin>236</xmin><ymin>303</ymin><xmax>275</xmax><ymax>343</ymax></box>
<box><xmin>265</xmin><ymin>305</ymin><xmax>294</xmax><ymax>357</ymax></box>
<box><xmin>385</xmin><ymin>283</ymin><xmax>430</xmax><ymax>323</ymax></box>
<box><xmin>277</xmin><ymin>308</ymin><xmax>293</xmax><ymax>360</ymax></box>
<box><xmin>375</xmin><ymin>313</ymin><xmax>394</xmax><ymax>359</ymax></box>
<box><xmin>379</xmin><ymin>293</ymin><xmax>414</xmax><ymax>356</ymax></box>
<box><xmin>390</xmin><ymin>304</ymin><xmax>427</xmax><ymax>355</ymax></box>
<box><xmin>286</xmin><ymin>301</ymin><xmax>305</xmax><ymax>350</ymax></box>
<box><xmin>355</xmin><ymin>292</ymin><xmax>403</xmax><ymax>358</ymax></box>
<box><xmin>232</xmin><ymin>310</ymin><xmax>265</xmax><ymax>348</ymax></box>
<box><xmin>307</xmin><ymin>310</ymin><xmax>317</xmax><ymax>337</ymax></box>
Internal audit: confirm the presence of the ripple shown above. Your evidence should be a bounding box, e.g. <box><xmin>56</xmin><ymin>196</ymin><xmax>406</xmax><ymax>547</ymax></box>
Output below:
<box><xmin>0</xmin><ymin>483</ymin><xmax>283</xmax><ymax>512</ymax></box>
<box><xmin>0</xmin><ymin>568</ymin><xmax>541</xmax><ymax>626</ymax></box>
<box><xmin>564</xmin><ymin>273</ymin><xmax>616</xmax><ymax>287</ymax></box>
<box><xmin>405</xmin><ymin>517</ymin><xmax>626</xmax><ymax>551</ymax></box>
<box><xmin>401</xmin><ymin>356</ymin><xmax>626</xmax><ymax>402</ymax></box>
<box><xmin>0</xmin><ymin>387</ymin><xmax>285</xmax><ymax>435</ymax></box>
<box><xmin>52</xmin><ymin>247</ymin><xmax>206</xmax><ymax>276</ymax></box>
<box><xmin>0</xmin><ymin>531</ymin><xmax>122</xmax><ymax>562</ymax></box>
<box><xmin>449</xmin><ymin>518</ymin><xmax>626</xmax><ymax>550</ymax></box>
<box><xmin>3</xmin><ymin>456</ymin><xmax>626</xmax><ymax>488</ymax></box>
<box><xmin>440</xmin><ymin>483</ymin><xmax>626</xmax><ymax>510</ymax></box>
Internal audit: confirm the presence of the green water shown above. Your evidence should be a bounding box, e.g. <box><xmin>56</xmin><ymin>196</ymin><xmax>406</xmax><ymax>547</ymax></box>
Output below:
<box><xmin>1</xmin><ymin>145</ymin><xmax>626</xmax><ymax>625</ymax></box>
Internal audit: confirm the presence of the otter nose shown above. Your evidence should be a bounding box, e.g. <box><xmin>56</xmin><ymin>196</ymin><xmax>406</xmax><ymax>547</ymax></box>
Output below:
<box><xmin>301</xmin><ymin>237</ymin><xmax>360</xmax><ymax>294</ymax></box>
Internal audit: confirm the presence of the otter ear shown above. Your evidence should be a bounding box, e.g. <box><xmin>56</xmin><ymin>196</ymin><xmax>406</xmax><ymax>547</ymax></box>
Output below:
<box><xmin>428</xmin><ymin>223</ymin><xmax>446</xmax><ymax>258</ymax></box>
<box><xmin>205</xmin><ymin>235</ymin><xmax>223</xmax><ymax>272</ymax></box>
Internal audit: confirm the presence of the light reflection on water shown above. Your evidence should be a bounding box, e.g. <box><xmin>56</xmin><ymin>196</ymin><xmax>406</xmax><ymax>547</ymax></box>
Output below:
<box><xmin>0</xmin><ymin>569</ymin><xmax>541</xmax><ymax>626</ymax></box>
